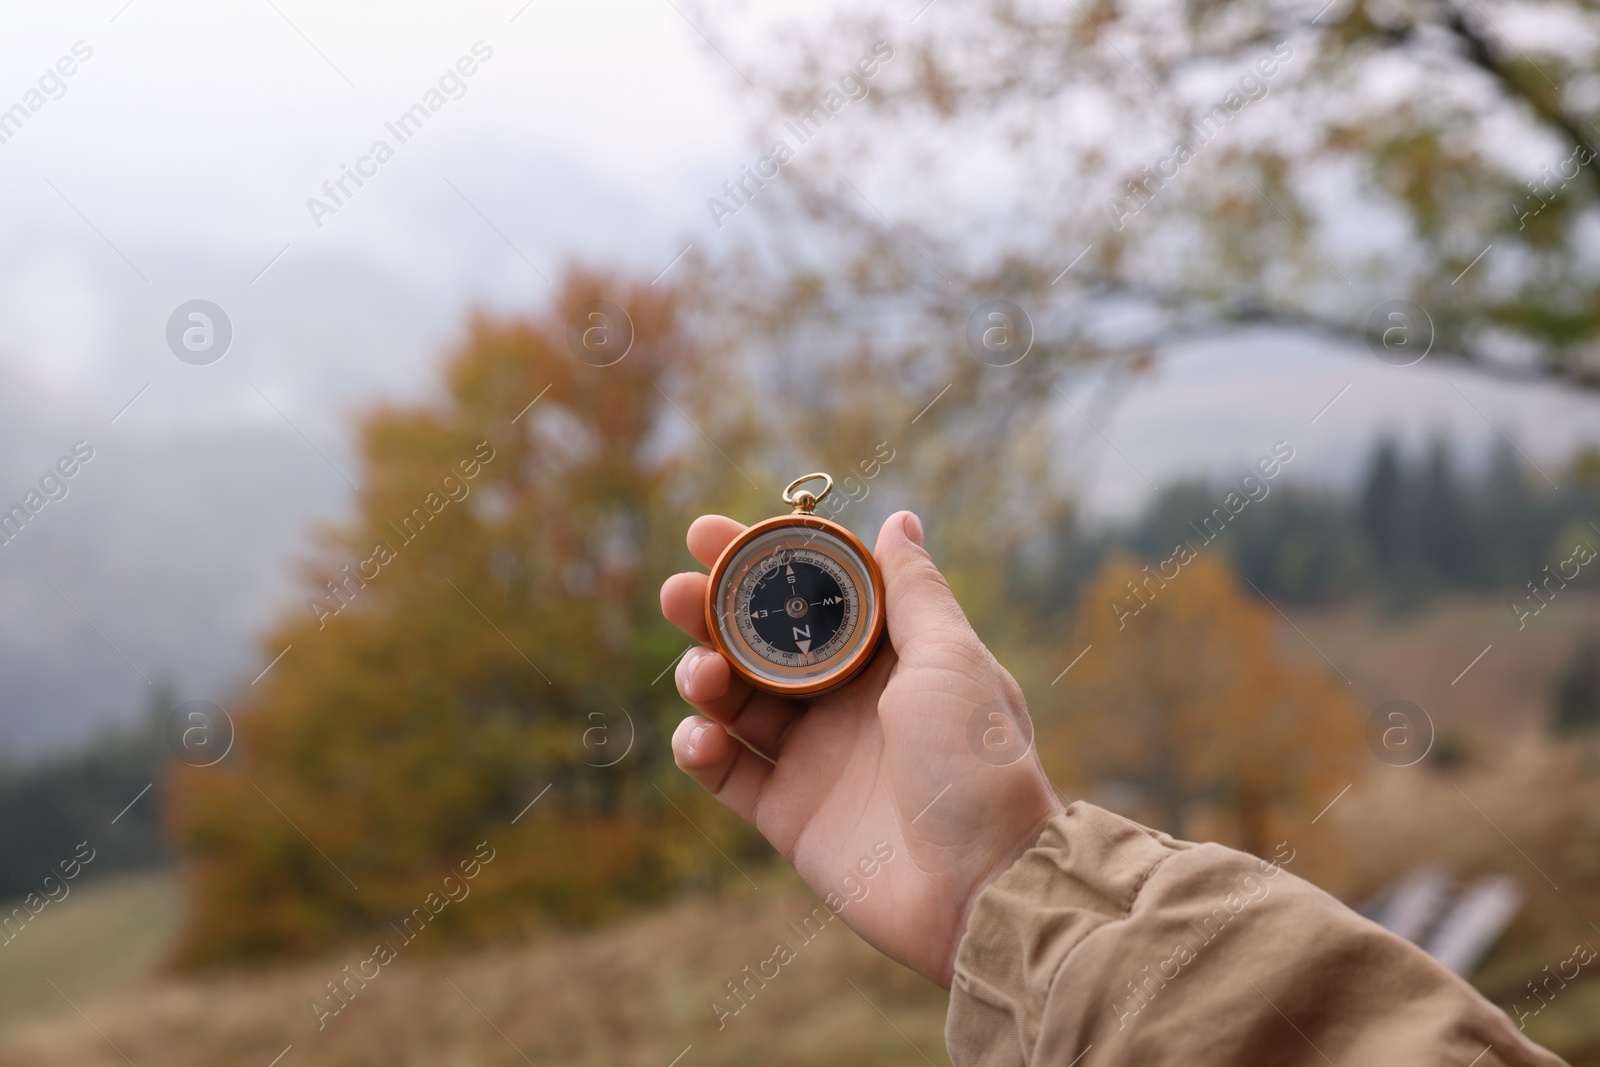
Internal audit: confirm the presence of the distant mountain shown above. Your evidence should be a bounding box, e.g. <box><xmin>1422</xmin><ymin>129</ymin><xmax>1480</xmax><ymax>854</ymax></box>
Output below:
<box><xmin>0</xmin><ymin>396</ymin><xmax>348</xmax><ymax>753</ymax></box>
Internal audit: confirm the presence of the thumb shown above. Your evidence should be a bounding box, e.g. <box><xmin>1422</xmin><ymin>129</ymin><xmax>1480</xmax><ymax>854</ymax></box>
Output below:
<box><xmin>874</xmin><ymin>511</ymin><xmax>980</xmax><ymax>660</ymax></box>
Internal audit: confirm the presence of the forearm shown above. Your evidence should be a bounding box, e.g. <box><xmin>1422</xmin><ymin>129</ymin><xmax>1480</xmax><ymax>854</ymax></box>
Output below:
<box><xmin>946</xmin><ymin>803</ymin><xmax>1567</xmax><ymax>1067</ymax></box>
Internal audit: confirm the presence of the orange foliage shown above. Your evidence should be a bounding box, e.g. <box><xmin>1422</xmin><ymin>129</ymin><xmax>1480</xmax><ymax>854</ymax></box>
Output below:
<box><xmin>1048</xmin><ymin>552</ymin><xmax>1363</xmax><ymax>858</ymax></box>
<box><xmin>167</xmin><ymin>269</ymin><xmax>759</xmax><ymax>967</ymax></box>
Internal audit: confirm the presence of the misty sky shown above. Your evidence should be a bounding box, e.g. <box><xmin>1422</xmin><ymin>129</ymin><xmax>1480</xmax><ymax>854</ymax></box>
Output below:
<box><xmin>0</xmin><ymin>0</ymin><xmax>1596</xmax><ymax>753</ymax></box>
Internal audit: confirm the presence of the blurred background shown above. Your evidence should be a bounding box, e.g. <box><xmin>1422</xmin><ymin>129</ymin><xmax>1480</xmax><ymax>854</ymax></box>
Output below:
<box><xmin>2</xmin><ymin>0</ymin><xmax>1599</xmax><ymax>1063</ymax></box>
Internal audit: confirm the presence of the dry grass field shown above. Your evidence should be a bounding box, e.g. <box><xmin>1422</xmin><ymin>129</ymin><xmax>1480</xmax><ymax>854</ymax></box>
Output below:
<box><xmin>1</xmin><ymin>591</ymin><xmax>1595</xmax><ymax>1067</ymax></box>
<box><xmin>0</xmin><ymin>872</ymin><xmax>183</xmax><ymax>1033</ymax></box>
<box><xmin>0</xmin><ymin>867</ymin><xmax>951</xmax><ymax>1067</ymax></box>
<box><xmin>1291</xmin><ymin>590</ymin><xmax>1598</xmax><ymax>738</ymax></box>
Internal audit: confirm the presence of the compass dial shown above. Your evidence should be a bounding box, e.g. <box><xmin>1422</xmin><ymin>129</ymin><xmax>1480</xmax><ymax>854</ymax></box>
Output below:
<box><xmin>709</xmin><ymin>520</ymin><xmax>884</xmax><ymax>695</ymax></box>
<box><xmin>736</xmin><ymin>547</ymin><xmax>856</xmax><ymax>666</ymax></box>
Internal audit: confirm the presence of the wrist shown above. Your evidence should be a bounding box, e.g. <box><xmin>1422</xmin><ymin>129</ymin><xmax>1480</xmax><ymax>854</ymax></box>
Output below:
<box><xmin>936</xmin><ymin>785</ymin><xmax>1065</xmax><ymax>988</ymax></box>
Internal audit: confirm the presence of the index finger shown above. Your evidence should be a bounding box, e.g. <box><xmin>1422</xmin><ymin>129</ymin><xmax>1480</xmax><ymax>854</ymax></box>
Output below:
<box><xmin>658</xmin><ymin>515</ymin><xmax>750</xmax><ymax>645</ymax></box>
<box><xmin>687</xmin><ymin>514</ymin><xmax>747</xmax><ymax>570</ymax></box>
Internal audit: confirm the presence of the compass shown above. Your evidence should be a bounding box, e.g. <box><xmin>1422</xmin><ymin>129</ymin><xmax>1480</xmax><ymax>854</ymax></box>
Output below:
<box><xmin>705</xmin><ymin>473</ymin><xmax>887</xmax><ymax>697</ymax></box>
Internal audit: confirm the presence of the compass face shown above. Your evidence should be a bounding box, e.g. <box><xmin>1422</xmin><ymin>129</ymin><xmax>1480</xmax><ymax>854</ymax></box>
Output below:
<box><xmin>709</xmin><ymin>520</ymin><xmax>884</xmax><ymax>695</ymax></box>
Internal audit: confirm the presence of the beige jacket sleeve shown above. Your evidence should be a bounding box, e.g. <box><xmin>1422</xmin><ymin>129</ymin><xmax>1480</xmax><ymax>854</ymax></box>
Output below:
<box><xmin>947</xmin><ymin>802</ymin><xmax>1567</xmax><ymax>1067</ymax></box>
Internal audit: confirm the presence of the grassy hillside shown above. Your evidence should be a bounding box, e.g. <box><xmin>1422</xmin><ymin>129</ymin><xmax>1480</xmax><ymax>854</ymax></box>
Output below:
<box><xmin>0</xmin><ymin>872</ymin><xmax>182</xmax><ymax>1032</ymax></box>
<box><xmin>1</xmin><ymin>590</ymin><xmax>1595</xmax><ymax>1066</ymax></box>
<box><xmin>0</xmin><ymin>867</ymin><xmax>951</xmax><ymax>1067</ymax></box>
<box><xmin>1292</xmin><ymin>590</ymin><xmax>1599</xmax><ymax>739</ymax></box>
<box><xmin>6</xmin><ymin>861</ymin><xmax>1598</xmax><ymax>1066</ymax></box>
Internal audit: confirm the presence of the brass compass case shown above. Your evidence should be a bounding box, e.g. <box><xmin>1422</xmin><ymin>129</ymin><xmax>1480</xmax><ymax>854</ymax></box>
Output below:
<box><xmin>704</xmin><ymin>474</ymin><xmax>887</xmax><ymax>697</ymax></box>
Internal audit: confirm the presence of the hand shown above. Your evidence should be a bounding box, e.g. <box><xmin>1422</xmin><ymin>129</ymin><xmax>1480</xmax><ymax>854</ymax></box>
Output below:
<box><xmin>659</xmin><ymin>510</ymin><xmax>1063</xmax><ymax>987</ymax></box>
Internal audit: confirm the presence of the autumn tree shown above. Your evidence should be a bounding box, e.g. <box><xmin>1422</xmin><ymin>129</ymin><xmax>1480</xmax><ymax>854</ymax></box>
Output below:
<box><xmin>1047</xmin><ymin>553</ymin><xmax>1363</xmax><ymax>858</ymax></box>
<box><xmin>167</xmin><ymin>269</ymin><xmax>765</xmax><ymax>965</ymax></box>
<box><xmin>702</xmin><ymin>0</ymin><xmax>1600</xmax><ymax>390</ymax></box>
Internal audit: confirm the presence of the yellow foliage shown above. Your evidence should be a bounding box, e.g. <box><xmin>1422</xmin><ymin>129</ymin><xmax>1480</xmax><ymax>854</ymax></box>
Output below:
<box><xmin>167</xmin><ymin>270</ymin><xmax>761</xmax><ymax>967</ymax></box>
<box><xmin>1046</xmin><ymin>552</ymin><xmax>1363</xmax><ymax>858</ymax></box>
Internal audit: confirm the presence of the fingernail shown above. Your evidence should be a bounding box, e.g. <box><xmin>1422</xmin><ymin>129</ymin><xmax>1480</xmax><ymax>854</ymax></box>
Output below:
<box><xmin>903</xmin><ymin>511</ymin><xmax>925</xmax><ymax>548</ymax></box>
<box><xmin>688</xmin><ymin>718</ymin><xmax>712</xmax><ymax>754</ymax></box>
<box><xmin>678</xmin><ymin>647</ymin><xmax>709</xmax><ymax>689</ymax></box>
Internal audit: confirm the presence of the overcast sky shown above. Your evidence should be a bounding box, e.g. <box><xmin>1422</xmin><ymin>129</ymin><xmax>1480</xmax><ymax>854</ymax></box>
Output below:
<box><xmin>0</xmin><ymin>0</ymin><xmax>769</xmax><ymax>426</ymax></box>
<box><xmin>0</xmin><ymin>0</ymin><xmax>1596</xmax><ymax>752</ymax></box>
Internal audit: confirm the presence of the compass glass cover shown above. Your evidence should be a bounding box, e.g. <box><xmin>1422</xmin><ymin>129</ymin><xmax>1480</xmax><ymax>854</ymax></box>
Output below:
<box><xmin>713</xmin><ymin>525</ymin><xmax>878</xmax><ymax>690</ymax></box>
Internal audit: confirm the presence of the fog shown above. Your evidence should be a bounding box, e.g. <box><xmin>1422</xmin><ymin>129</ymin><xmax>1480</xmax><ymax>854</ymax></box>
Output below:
<box><xmin>1</xmin><ymin>0</ymin><xmax>1596</xmax><ymax>753</ymax></box>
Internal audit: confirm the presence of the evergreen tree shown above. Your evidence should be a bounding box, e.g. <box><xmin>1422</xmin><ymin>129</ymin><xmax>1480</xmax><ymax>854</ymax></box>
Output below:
<box><xmin>1552</xmin><ymin>635</ymin><xmax>1600</xmax><ymax>737</ymax></box>
<box><xmin>1418</xmin><ymin>439</ymin><xmax>1474</xmax><ymax>586</ymax></box>
<box><xmin>0</xmin><ymin>684</ymin><xmax>172</xmax><ymax>897</ymax></box>
<box><xmin>1359</xmin><ymin>438</ymin><xmax>1406</xmax><ymax>578</ymax></box>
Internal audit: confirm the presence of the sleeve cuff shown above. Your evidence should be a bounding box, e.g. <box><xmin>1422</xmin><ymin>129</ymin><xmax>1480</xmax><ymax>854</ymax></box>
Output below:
<box><xmin>945</xmin><ymin>802</ymin><xmax>1186</xmax><ymax>1067</ymax></box>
